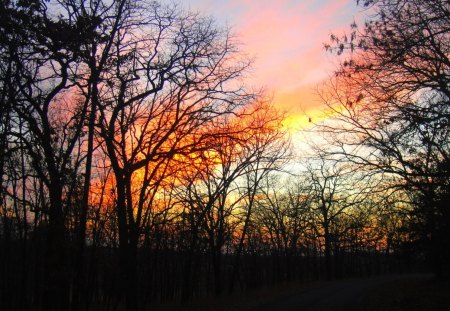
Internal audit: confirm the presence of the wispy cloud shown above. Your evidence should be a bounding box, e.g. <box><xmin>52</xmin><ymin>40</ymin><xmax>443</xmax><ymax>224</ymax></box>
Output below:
<box><xmin>184</xmin><ymin>0</ymin><xmax>359</xmax><ymax>128</ymax></box>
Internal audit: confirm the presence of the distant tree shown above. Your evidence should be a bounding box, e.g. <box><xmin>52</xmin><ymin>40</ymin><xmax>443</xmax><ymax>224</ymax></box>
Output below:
<box><xmin>253</xmin><ymin>174</ymin><xmax>313</xmax><ymax>281</ymax></box>
<box><xmin>229</xmin><ymin>101</ymin><xmax>290</xmax><ymax>293</ymax></box>
<box><xmin>175</xmin><ymin>101</ymin><xmax>289</xmax><ymax>298</ymax></box>
<box><xmin>303</xmin><ymin>156</ymin><xmax>373</xmax><ymax>279</ymax></box>
<box><xmin>321</xmin><ymin>0</ymin><xmax>450</xmax><ymax>277</ymax></box>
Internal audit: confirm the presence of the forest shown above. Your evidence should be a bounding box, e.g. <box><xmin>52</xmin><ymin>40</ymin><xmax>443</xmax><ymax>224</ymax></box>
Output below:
<box><xmin>0</xmin><ymin>0</ymin><xmax>449</xmax><ymax>310</ymax></box>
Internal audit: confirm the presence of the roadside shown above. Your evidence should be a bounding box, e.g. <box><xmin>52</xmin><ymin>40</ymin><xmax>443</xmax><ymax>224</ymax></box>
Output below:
<box><xmin>359</xmin><ymin>275</ymin><xmax>450</xmax><ymax>311</ymax></box>
<box><xmin>150</xmin><ymin>273</ymin><xmax>448</xmax><ymax>311</ymax></box>
<box><xmin>247</xmin><ymin>274</ymin><xmax>450</xmax><ymax>311</ymax></box>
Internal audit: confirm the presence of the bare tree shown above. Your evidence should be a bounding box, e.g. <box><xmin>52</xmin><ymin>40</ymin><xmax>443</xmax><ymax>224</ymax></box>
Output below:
<box><xmin>303</xmin><ymin>156</ymin><xmax>374</xmax><ymax>279</ymax></box>
<box><xmin>229</xmin><ymin>102</ymin><xmax>291</xmax><ymax>293</ymax></box>
<box><xmin>174</xmin><ymin>100</ymin><xmax>289</xmax><ymax>298</ymax></box>
<box><xmin>0</xmin><ymin>0</ymin><xmax>95</xmax><ymax>308</ymax></box>
<box><xmin>253</xmin><ymin>174</ymin><xmax>313</xmax><ymax>282</ymax></box>
<box><xmin>321</xmin><ymin>0</ymin><xmax>450</xmax><ymax>277</ymax></box>
<box><xmin>86</xmin><ymin>1</ymin><xmax>254</xmax><ymax>309</ymax></box>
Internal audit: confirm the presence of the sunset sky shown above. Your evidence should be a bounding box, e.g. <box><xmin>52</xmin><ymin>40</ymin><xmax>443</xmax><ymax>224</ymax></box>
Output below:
<box><xmin>183</xmin><ymin>0</ymin><xmax>361</xmax><ymax>131</ymax></box>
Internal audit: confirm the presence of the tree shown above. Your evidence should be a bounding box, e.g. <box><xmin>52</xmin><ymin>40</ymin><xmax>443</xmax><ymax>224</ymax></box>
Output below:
<box><xmin>0</xmin><ymin>0</ymin><xmax>94</xmax><ymax>309</ymax></box>
<box><xmin>228</xmin><ymin>103</ymin><xmax>290</xmax><ymax>292</ymax></box>
<box><xmin>175</xmin><ymin>101</ymin><xmax>289</xmax><ymax>298</ymax></box>
<box><xmin>253</xmin><ymin>174</ymin><xmax>313</xmax><ymax>282</ymax></box>
<box><xmin>321</xmin><ymin>0</ymin><xmax>450</xmax><ymax>277</ymax></box>
<box><xmin>88</xmin><ymin>1</ymin><xmax>253</xmax><ymax>309</ymax></box>
<box><xmin>1</xmin><ymin>0</ymin><xmax>256</xmax><ymax>309</ymax></box>
<box><xmin>303</xmin><ymin>156</ymin><xmax>373</xmax><ymax>279</ymax></box>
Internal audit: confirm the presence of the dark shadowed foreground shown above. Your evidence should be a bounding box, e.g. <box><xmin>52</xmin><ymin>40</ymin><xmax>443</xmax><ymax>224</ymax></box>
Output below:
<box><xmin>158</xmin><ymin>274</ymin><xmax>449</xmax><ymax>311</ymax></box>
<box><xmin>248</xmin><ymin>274</ymin><xmax>440</xmax><ymax>311</ymax></box>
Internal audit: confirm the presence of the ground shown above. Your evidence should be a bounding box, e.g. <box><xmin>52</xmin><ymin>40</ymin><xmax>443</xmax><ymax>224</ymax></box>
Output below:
<box><xmin>151</xmin><ymin>273</ymin><xmax>450</xmax><ymax>310</ymax></box>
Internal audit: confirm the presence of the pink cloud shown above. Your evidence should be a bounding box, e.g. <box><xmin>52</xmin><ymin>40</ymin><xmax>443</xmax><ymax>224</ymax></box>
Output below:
<box><xmin>187</xmin><ymin>0</ymin><xmax>359</xmax><ymax>112</ymax></box>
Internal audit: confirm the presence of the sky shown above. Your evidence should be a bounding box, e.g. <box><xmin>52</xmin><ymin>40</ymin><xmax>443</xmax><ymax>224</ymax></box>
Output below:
<box><xmin>181</xmin><ymin>0</ymin><xmax>361</xmax><ymax>131</ymax></box>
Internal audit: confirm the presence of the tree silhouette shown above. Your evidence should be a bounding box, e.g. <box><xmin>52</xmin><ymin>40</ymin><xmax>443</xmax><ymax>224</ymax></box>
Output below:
<box><xmin>321</xmin><ymin>0</ymin><xmax>450</xmax><ymax>277</ymax></box>
<box><xmin>1</xmin><ymin>0</ymin><xmax>443</xmax><ymax>310</ymax></box>
<box><xmin>1</xmin><ymin>0</ymin><xmax>93</xmax><ymax>308</ymax></box>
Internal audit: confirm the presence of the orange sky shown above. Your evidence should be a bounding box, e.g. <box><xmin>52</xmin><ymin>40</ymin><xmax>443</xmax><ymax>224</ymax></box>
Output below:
<box><xmin>185</xmin><ymin>0</ymin><xmax>360</xmax><ymax>131</ymax></box>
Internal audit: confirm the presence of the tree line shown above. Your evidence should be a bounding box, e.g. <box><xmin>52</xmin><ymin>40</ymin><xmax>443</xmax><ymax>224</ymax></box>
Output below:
<box><xmin>0</xmin><ymin>0</ymin><xmax>448</xmax><ymax>311</ymax></box>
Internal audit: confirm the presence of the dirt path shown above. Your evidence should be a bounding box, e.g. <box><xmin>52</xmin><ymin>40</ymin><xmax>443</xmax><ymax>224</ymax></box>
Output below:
<box><xmin>247</xmin><ymin>274</ymin><xmax>434</xmax><ymax>311</ymax></box>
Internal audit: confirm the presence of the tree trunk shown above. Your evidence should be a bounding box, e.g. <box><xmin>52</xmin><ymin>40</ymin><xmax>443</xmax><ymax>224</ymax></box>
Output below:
<box><xmin>125</xmin><ymin>233</ymin><xmax>139</xmax><ymax>311</ymax></box>
<box><xmin>212</xmin><ymin>249</ymin><xmax>223</xmax><ymax>296</ymax></box>
<box><xmin>71</xmin><ymin>68</ymin><xmax>98</xmax><ymax>311</ymax></box>
<box><xmin>43</xmin><ymin>184</ymin><xmax>69</xmax><ymax>311</ymax></box>
<box><xmin>115</xmin><ymin>176</ymin><xmax>139</xmax><ymax>311</ymax></box>
<box><xmin>324</xmin><ymin>223</ymin><xmax>332</xmax><ymax>280</ymax></box>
